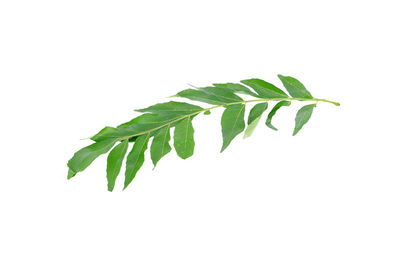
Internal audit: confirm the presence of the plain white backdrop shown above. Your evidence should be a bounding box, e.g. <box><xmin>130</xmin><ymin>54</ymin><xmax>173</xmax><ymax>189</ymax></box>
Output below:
<box><xmin>1</xmin><ymin>0</ymin><xmax>399</xmax><ymax>266</ymax></box>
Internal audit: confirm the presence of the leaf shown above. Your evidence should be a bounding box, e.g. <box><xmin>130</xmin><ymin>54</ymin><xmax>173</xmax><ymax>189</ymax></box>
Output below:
<box><xmin>106</xmin><ymin>140</ymin><xmax>129</xmax><ymax>191</ymax></box>
<box><xmin>266</xmin><ymin>101</ymin><xmax>291</xmax><ymax>131</ymax></box>
<box><xmin>91</xmin><ymin>126</ymin><xmax>119</xmax><ymax>142</ymax></box>
<box><xmin>278</xmin><ymin>74</ymin><xmax>313</xmax><ymax>99</ymax></box>
<box><xmin>175</xmin><ymin>87</ymin><xmax>242</xmax><ymax>105</ymax></box>
<box><xmin>241</xmin><ymin>79</ymin><xmax>288</xmax><ymax>98</ymax></box>
<box><xmin>174</xmin><ymin>117</ymin><xmax>195</xmax><ymax>159</ymax></box>
<box><xmin>221</xmin><ymin>104</ymin><xmax>245</xmax><ymax>152</ymax></box>
<box><xmin>136</xmin><ymin>101</ymin><xmax>204</xmax><ymax>115</ymax></box>
<box><xmin>204</xmin><ymin>110</ymin><xmax>211</xmax><ymax>115</ymax></box>
<box><xmin>67</xmin><ymin>139</ymin><xmax>117</xmax><ymax>179</ymax></box>
<box><xmin>244</xmin><ymin>102</ymin><xmax>268</xmax><ymax>138</ymax></box>
<box><xmin>150</xmin><ymin>126</ymin><xmax>172</xmax><ymax>167</ymax></box>
<box><xmin>212</xmin><ymin>83</ymin><xmax>259</xmax><ymax>97</ymax></box>
<box><xmin>293</xmin><ymin>104</ymin><xmax>316</xmax><ymax>136</ymax></box>
<box><xmin>124</xmin><ymin>134</ymin><xmax>150</xmax><ymax>189</ymax></box>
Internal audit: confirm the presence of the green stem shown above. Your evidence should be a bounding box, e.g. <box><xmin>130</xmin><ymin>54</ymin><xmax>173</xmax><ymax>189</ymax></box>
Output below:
<box><xmin>119</xmin><ymin>97</ymin><xmax>339</xmax><ymax>141</ymax></box>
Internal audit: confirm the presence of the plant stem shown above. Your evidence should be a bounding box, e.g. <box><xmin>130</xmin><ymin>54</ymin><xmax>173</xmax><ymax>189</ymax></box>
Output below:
<box><xmin>119</xmin><ymin>97</ymin><xmax>339</xmax><ymax>141</ymax></box>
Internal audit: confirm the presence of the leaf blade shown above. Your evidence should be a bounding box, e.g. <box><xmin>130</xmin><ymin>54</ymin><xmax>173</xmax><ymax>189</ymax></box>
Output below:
<box><xmin>150</xmin><ymin>126</ymin><xmax>172</xmax><ymax>167</ymax></box>
<box><xmin>266</xmin><ymin>101</ymin><xmax>291</xmax><ymax>131</ymax></box>
<box><xmin>124</xmin><ymin>134</ymin><xmax>150</xmax><ymax>189</ymax></box>
<box><xmin>293</xmin><ymin>104</ymin><xmax>316</xmax><ymax>136</ymax></box>
<box><xmin>212</xmin><ymin>83</ymin><xmax>259</xmax><ymax>97</ymax></box>
<box><xmin>278</xmin><ymin>74</ymin><xmax>313</xmax><ymax>99</ymax></box>
<box><xmin>173</xmin><ymin>117</ymin><xmax>195</xmax><ymax>159</ymax></box>
<box><xmin>221</xmin><ymin>104</ymin><xmax>245</xmax><ymax>152</ymax></box>
<box><xmin>106</xmin><ymin>140</ymin><xmax>129</xmax><ymax>191</ymax></box>
<box><xmin>241</xmin><ymin>79</ymin><xmax>288</xmax><ymax>98</ymax></box>
<box><xmin>136</xmin><ymin>101</ymin><xmax>204</xmax><ymax>115</ymax></box>
<box><xmin>67</xmin><ymin>139</ymin><xmax>117</xmax><ymax>179</ymax></box>
<box><xmin>244</xmin><ymin>102</ymin><xmax>268</xmax><ymax>138</ymax></box>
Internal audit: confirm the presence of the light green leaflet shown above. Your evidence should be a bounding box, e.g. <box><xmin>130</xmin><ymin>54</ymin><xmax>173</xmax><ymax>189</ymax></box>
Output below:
<box><xmin>174</xmin><ymin>117</ymin><xmax>195</xmax><ymax>159</ymax></box>
<box><xmin>244</xmin><ymin>102</ymin><xmax>268</xmax><ymax>138</ymax></box>
<box><xmin>221</xmin><ymin>104</ymin><xmax>246</xmax><ymax>152</ymax></box>
<box><xmin>67</xmin><ymin>75</ymin><xmax>339</xmax><ymax>191</ymax></box>
<box><xmin>293</xmin><ymin>104</ymin><xmax>316</xmax><ymax>136</ymax></box>
<box><xmin>107</xmin><ymin>140</ymin><xmax>129</xmax><ymax>191</ymax></box>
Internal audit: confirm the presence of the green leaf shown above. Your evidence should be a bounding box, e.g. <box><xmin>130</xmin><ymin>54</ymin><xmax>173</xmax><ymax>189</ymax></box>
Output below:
<box><xmin>244</xmin><ymin>102</ymin><xmax>268</xmax><ymax>138</ymax></box>
<box><xmin>212</xmin><ymin>83</ymin><xmax>259</xmax><ymax>97</ymax></box>
<box><xmin>150</xmin><ymin>126</ymin><xmax>172</xmax><ymax>167</ymax></box>
<box><xmin>204</xmin><ymin>110</ymin><xmax>211</xmax><ymax>115</ymax></box>
<box><xmin>106</xmin><ymin>140</ymin><xmax>129</xmax><ymax>191</ymax></box>
<box><xmin>124</xmin><ymin>134</ymin><xmax>150</xmax><ymax>189</ymax></box>
<box><xmin>266</xmin><ymin>101</ymin><xmax>291</xmax><ymax>131</ymax></box>
<box><xmin>67</xmin><ymin>139</ymin><xmax>117</xmax><ymax>179</ymax></box>
<box><xmin>173</xmin><ymin>117</ymin><xmax>195</xmax><ymax>159</ymax></box>
<box><xmin>221</xmin><ymin>104</ymin><xmax>245</xmax><ymax>152</ymax></box>
<box><xmin>175</xmin><ymin>87</ymin><xmax>242</xmax><ymax>105</ymax></box>
<box><xmin>91</xmin><ymin>126</ymin><xmax>119</xmax><ymax>142</ymax></box>
<box><xmin>136</xmin><ymin>101</ymin><xmax>204</xmax><ymax>115</ymax></box>
<box><xmin>293</xmin><ymin>104</ymin><xmax>316</xmax><ymax>136</ymax></box>
<box><xmin>240</xmin><ymin>79</ymin><xmax>288</xmax><ymax>98</ymax></box>
<box><xmin>278</xmin><ymin>74</ymin><xmax>313</xmax><ymax>99</ymax></box>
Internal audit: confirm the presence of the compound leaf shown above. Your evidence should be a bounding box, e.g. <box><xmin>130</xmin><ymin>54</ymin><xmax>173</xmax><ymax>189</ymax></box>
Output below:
<box><xmin>106</xmin><ymin>140</ymin><xmax>129</xmax><ymax>191</ymax></box>
<box><xmin>241</xmin><ymin>79</ymin><xmax>288</xmax><ymax>98</ymax></box>
<box><xmin>278</xmin><ymin>74</ymin><xmax>313</xmax><ymax>99</ymax></box>
<box><xmin>150</xmin><ymin>126</ymin><xmax>172</xmax><ymax>167</ymax></box>
<box><xmin>266</xmin><ymin>101</ymin><xmax>291</xmax><ymax>131</ymax></box>
<box><xmin>244</xmin><ymin>102</ymin><xmax>268</xmax><ymax>138</ymax></box>
<box><xmin>174</xmin><ymin>117</ymin><xmax>195</xmax><ymax>159</ymax></box>
<box><xmin>221</xmin><ymin>104</ymin><xmax>245</xmax><ymax>152</ymax></box>
<box><xmin>124</xmin><ymin>134</ymin><xmax>150</xmax><ymax>189</ymax></box>
<box><xmin>293</xmin><ymin>104</ymin><xmax>316</xmax><ymax>136</ymax></box>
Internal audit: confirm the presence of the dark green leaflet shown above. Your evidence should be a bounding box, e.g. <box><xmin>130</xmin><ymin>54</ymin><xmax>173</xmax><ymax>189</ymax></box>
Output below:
<box><xmin>212</xmin><ymin>83</ymin><xmax>259</xmax><ymax>97</ymax></box>
<box><xmin>150</xmin><ymin>126</ymin><xmax>172</xmax><ymax>167</ymax></box>
<box><xmin>278</xmin><ymin>74</ymin><xmax>313</xmax><ymax>99</ymax></box>
<box><xmin>221</xmin><ymin>104</ymin><xmax>246</xmax><ymax>152</ymax></box>
<box><xmin>106</xmin><ymin>140</ymin><xmax>129</xmax><ymax>191</ymax></box>
<box><xmin>124</xmin><ymin>134</ymin><xmax>150</xmax><ymax>189</ymax></box>
<box><xmin>293</xmin><ymin>104</ymin><xmax>316</xmax><ymax>136</ymax></box>
<box><xmin>244</xmin><ymin>102</ymin><xmax>268</xmax><ymax>138</ymax></box>
<box><xmin>241</xmin><ymin>78</ymin><xmax>288</xmax><ymax>98</ymax></box>
<box><xmin>136</xmin><ymin>101</ymin><xmax>204</xmax><ymax>115</ymax></box>
<box><xmin>174</xmin><ymin>117</ymin><xmax>195</xmax><ymax>159</ymax></box>
<box><xmin>176</xmin><ymin>87</ymin><xmax>242</xmax><ymax>105</ymax></box>
<box><xmin>67</xmin><ymin>75</ymin><xmax>339</xmax><ymax>191</ymax></box>
<box><xmin>67</xmin><ymin>139</ymin><xmax>116</xmax><ymax>179</ymax></box>
<box><xmin>266</xmin><ymin>101</ymin><xmax>291</xmax><ymax>131</ymax></box>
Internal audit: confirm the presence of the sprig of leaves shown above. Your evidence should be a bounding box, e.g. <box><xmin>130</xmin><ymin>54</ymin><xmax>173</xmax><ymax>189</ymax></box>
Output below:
<box><xmin>67</xmin><ymin>74</ymin><xmax>340</xmax><ymax>191</ymax></box>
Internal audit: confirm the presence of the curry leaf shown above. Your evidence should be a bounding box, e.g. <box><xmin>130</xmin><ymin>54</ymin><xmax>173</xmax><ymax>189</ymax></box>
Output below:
<box><xmin>244</xmin><ymin>102</ymin><xmax>268</xmax><ymax>138</ymax></box>
<box><xmin>266</xmin><ymin>101</ymin><xmax>291</xmax><ymax>131</ymax></box>
<box><xmin>106</xmin><ymin>140</ymin><xmax>129</xmax><ymax>191</ymax></box>
<box><xmin>124</xmin><ymin>134</ymin><xmax>150</xmax><ymax>189</ymax></box>
<box><xmin>278</xmin><ymin>74</ymin><xmax>313</xmax><ymax>99</ymax></box>
<box><xmin>293</xmin><ymin>104</ymin><xmax>316</xmax><ymax>136</ymax></box>
<box><xmin>150</xmin><ymin>126</ymin><xmax>172</xmax><ymax>167</ymax></box>
<box><xmin>241</xmin><ymin>78</ymin><xmax>288</xmax><ymax>98</ymax></box>
<box><xmin>212</xmin><ymin>83</ymin><xmax>259</xmax><ymax>97</ymax></box>
<box><xmin>174</xmin><ymin>117</ymin><xmax>195</xmax><ymax>159</ymax></box>
<box><xmin>221</xmin><ymin>104</ymin><xmax>246</xmax><ymax>152</ymax></box>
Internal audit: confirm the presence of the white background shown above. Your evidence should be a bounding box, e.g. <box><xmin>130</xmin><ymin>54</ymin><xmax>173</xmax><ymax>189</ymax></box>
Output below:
<box><xmin>1</xmin><ymin>0</ymin><xmax>399</xmax><ymax>266</ymax></box>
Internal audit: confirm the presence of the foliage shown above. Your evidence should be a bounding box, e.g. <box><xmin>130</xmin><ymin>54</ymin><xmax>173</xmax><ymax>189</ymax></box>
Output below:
<box><xmin>67</xmin><ymin>75</ymin><xmax>340</xmax><ymax>191</ymax></box>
